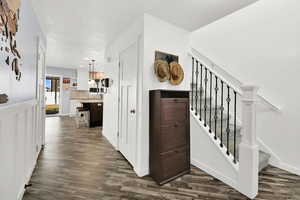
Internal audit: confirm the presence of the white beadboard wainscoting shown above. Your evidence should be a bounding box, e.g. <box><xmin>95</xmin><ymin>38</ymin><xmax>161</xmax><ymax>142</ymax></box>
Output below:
<box><xmin>0</xmin><ymin>99</ymin><xmax>42</xmax><ymax>200</ymax></box>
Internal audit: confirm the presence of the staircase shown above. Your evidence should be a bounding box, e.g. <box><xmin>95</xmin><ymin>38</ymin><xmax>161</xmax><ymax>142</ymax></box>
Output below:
<box><xmin>189</xmin><ymin>55</ymin><xmax>271</xmax><ymax>198</ymax></box>
<box><xmin>190</xmin><ymin>86</ymin><xmax>270</xmax><ymax>171</ymax></box>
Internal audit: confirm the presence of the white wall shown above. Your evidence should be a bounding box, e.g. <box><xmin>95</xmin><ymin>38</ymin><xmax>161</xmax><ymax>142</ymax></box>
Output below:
<box><xmin>103</xmin><ymin>16</ymin><xmax>144</xmax><ymax>174</ymax></box>
<box><xmin>138</xmin><ymin>14</ymin><xmax>191</xmax><ymax>175</ymax></box>
<box><xmin>77</xmin><ymin>68</ymin><xmax>89</xmax><ymax>90</ymax></box>
<box><xmin>190</xmin><ymin>113</ymin><xmax>238</xmax><ymax>188</ymax></box>
<box><xmin>191</xmin><ymin>0</ymin><xmax>300</xmax><ymax>175</ymax></box>
<box><xmin>46</xmin><ymin>66</ymin><xmax>77</xmax><ymax>115</ymax></box>
<box><xmin>104</xmin><ymin>14</ymin><xmax>191</xmax><ymax>176</ymax></box>
<box><xmin>0</xmin><ymin>101</ymin><xmax>39</xmax><ymax>200</ymax></box>
<box><xmin>102</xmin><ymin>62</ymin><xmax>119</xmax><ymax>149</ymax></box>
<box><xmin>0</xmin><ymin>1</ymin><xmax>46</xmax><ymax>199</ymax></box>
<box><xmin>47</xmin><ymin>66</ymin><xmax>77</xmax><ymax>79</ymax></box>
<box><xmin>0</xmin><ymin>0</ymin><xmax>45</xmax><ymax>104</ymax></box>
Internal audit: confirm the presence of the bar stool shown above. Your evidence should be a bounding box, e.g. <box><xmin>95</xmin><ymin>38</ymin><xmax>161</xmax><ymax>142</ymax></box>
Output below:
<box><xmin>75</xmin><ymin>107</ymin><xmax>90</xmax><ymax>128</ymax></box>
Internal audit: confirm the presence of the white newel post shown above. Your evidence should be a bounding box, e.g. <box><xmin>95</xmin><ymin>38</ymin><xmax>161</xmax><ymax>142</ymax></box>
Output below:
<box><xmin>238</xmin><ymin>85</ymin><xmax>259</xmax><ymax>199</ymax></box>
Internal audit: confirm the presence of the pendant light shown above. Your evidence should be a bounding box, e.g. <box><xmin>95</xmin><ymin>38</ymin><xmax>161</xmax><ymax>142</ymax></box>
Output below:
<box><xmin>88</xmin><ymin>63</ymin><xmax>92</xmax><ymax>81</ymax></box>
<box><xmin>92</xmin><ymin>59</ymin><xmax>96</xmax><ymax>80</ymax></box>
<box><xmin>88</xmin><ymin>61</ymin><xmax>95</xmax><ymax>85</ymax></box>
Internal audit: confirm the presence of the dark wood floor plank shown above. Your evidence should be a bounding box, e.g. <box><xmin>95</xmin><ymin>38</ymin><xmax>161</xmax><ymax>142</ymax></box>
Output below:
<box><xmin>23</xmin><ymin>116</ymin><xmax>300</xmax><ymax>200</ymax></box>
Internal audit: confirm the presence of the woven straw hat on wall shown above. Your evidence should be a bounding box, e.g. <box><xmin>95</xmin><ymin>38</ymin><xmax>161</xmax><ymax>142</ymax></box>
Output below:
<box><xmin>169</xmin><ymin>61</ymin><xmax>184</xmax><ymax>85</ymax></box>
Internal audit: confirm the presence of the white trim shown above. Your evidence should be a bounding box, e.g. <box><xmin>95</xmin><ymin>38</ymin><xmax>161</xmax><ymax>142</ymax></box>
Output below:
<box><xmin>26</xmin><ymin>160</ymin><xmax>37</xmax><ymax>183</ymax></box>
<box><xmin>102</xmin><ymin>132</ymin><xmax>119</xmax><ymax>151</ymax></box>
<box><xmin>258</xmin><ymin>95</ymin><xmax>281</xmax><ymax>113</ymax></box>
<box><xmin>191</xmin><ymin>159</ymin><xmax>237</xmax><ymax>189</ymax></box>
<box><xmin>272</xmin><ymin>162</ymin><xmax>300</xmax><ymax>177</ymax></box>
<box><xmin>189</xmin><ymin>48</ymin><xmax>281</xmax><ymax>113</ymax></box>
<box><xmin>0</xmin><ymin>99</ymin><xmax>37</xmax><ymax>115</ymax></box>
<box><xmin>191</xmin><ymin>110</ymin><xmax>239</xmax><ymax>172</ymax></box>
<box><xmin>18</xmin><ymin>147</ymin><xmax>42</xmax><ymax>200</ymax></box>
<box><xmin>258</xmin><ymin>138</ymin><xmax>300</xmax><ymax>176</ymax></box>
<box><xmin>17</xmin><ymin>188</ymin><xmax>25</xmax><ymax>200</ymax></box>
<box><xmin>118</xmin><ymin>40</ymin><xmax>139</xmax><ymax>168</ymax></box>
<box><xmin>257</xmin><ymin>138</ymin><xmax>280</xmax><ymax>165</ymax></box>
<box><xmin>135</xmin><ymin>34</ymin><xmax>144</xmax><ymax>177</ymax></box>
<box><xmin>134</xmin><ymin>166</ymin><xmax>148</xmax><ymax>177</ymax></box>
<box><xmin>37</xmin><ymin>37</ymin><xmax>47</xmax><ymax>147</ymax></box>
<box><xmin>188</xmin><ymin>49</ymin><xmax>242</xmax><ymax>95</ymax></box>
<box><xmin>45</xmin><ymin>74</ymin><xmax>63</xmax><ymax>115</ymax></box>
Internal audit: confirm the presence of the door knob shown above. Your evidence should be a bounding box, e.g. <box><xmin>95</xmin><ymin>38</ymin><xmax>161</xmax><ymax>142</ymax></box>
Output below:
<box><xmin>130</xmin><ymin>109</ymin><xmax>136</xmax><ymax>114</ymax></box>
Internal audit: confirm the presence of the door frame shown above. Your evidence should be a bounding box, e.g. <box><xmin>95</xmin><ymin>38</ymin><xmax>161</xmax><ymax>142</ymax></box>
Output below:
<box><xmin>117</xmin><ymin>39</ymin><xmax>140</xmax><ymax>166</ymax></box>
<box><xmin>45</xmin><ymin>74</ymin><xmax>63</xmax><ymax>116</ymax></box>
<box><xmin>36</xmin><ymin>36</ymin><xmax>46</xmax><ymax>148</ymax></box>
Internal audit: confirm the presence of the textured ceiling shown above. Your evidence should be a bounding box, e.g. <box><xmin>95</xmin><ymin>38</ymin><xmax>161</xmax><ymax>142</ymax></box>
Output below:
<box><xmin>31</xmin><ymin>0</ymin><xmax>258</xmax><ymax>69</ymax></box>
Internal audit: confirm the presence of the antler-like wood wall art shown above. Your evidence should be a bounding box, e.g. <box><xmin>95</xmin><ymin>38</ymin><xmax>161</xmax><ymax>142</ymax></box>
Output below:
<box><xmin>0</xmin><ymin>0</ymin><xmax>22</xmax><ymax>81</ymax></box>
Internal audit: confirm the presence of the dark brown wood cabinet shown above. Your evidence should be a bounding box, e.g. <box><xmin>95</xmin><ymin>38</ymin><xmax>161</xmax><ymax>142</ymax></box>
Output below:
<box><xmin>82</xmin><ymin>102</ymin><xmax>103</xmax><ymax>127</ymax></box>
<box><xmin>149</xmin><ymin>90</ymin><xmax>190</xmax><ymax>185</ymax></box>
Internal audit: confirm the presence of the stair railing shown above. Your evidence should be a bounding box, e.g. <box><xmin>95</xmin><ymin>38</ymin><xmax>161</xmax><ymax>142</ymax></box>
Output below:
<box><xmin>191</xmin><ymin>57</ymin><xmax>240</xmax><ymax>164</ymax></box>
<box><xmin>190</xmin><ymin>54</ymin><xmax>260</xmax><ymax>198</ymax></box>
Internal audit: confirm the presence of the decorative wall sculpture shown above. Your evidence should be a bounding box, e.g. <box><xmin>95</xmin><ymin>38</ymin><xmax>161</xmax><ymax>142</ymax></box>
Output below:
<box><xmin>0</xmin><ymin>0</ymin><xmax>22</xmax><ymax>81</ymax></box>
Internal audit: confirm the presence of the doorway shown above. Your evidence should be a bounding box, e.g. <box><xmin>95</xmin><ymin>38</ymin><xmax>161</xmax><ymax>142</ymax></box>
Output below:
<box><xmin>118</xmin><ymin>41</ymin><xmax>138</xmax><ymax>166</ymax></box>
<box><xmin>45</xmin><ymin>76</ymin><xmax>61</xmax><ymax>115</ymax></box>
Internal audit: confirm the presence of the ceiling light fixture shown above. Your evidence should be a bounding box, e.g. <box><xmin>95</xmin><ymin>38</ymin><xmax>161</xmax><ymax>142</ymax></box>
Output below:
<box><xmin>88</xmin><ymin>61</ymin><xmax>95</xmax><ymax>85</ymax></box>
<box><xmin>91</xmin><ymin>59</ymin><xmax>96</xmax><ymax>80</ymax></box>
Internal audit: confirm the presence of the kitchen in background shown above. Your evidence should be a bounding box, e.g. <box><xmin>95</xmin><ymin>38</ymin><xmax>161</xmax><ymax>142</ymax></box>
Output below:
<box><xmin>46</xmin><ymin>61</ymin><xmax>110</xmax><ymax>128</ymax></box>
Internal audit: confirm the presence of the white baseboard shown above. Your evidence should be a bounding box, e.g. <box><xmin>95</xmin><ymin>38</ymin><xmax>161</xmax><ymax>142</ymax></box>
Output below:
<box><xmin>102</xmin><ymin>132</ymin><xmax>118</xmax><ymax>150</ymax></box>
<box><xmin>134</xmin><ymin>166</ymin><xmax>149</xmax><ymax>177</ymax></box>
<box><xmin>258</xmin><ymin>138</ymin><xmax>300</xmax><ymax>176</ymax></box>
<box><xmin>26</xmin><ymin>159</ymin><xmax>37</xmax><ymax>183</ymax></box>
<box><xmin>257</xmin><ymin>138</ymin><xmax>280</xmax><ymax>164</ymax></box>
<box><xmin>18</xmin><ymin>163</ymin><xmax>36</xmax><ymax>200</ymax></box>
<box><xmin>19</xmin><ymin>148</ymin><xmax>41</xmax><ymax>200</ymax></box>
<box><xmin>17</xmin><ymin>188</ymin><xmax>25</xmax><ymax>200</ymax></box>
<box><xmin>191</xmin><ymin>158</ymin><xmax>237</xmax><ymax>189</ymax></box>
<box><xmin>270</xmin><ymin>160</ymin><xmax>300</xmax><ymax>176</ymax></box>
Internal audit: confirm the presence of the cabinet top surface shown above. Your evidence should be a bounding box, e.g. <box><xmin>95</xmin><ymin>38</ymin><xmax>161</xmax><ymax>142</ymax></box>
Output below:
<box><xmin>150</xmin><ymin>89</ymin><xmax>189</xmax><ymax>92</ymax></box>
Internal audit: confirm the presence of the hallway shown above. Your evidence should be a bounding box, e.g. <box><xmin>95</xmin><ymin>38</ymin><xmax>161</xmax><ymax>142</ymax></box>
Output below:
<box><xmin>23</xmin><ymin>117</ymin><xmax>300</xmax><ymax>200</ymax></box>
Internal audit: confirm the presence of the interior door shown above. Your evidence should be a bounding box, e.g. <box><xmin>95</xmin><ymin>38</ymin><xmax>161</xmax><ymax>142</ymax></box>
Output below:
<box><xmin>119</xmin><ymin>42</ymin><xmax>138</xmax><ymax>166</ymax></box>
<box><xmin>36</xmin><ymin>39</ymin><xmax>46</xmax><ymax>150</ymax></box>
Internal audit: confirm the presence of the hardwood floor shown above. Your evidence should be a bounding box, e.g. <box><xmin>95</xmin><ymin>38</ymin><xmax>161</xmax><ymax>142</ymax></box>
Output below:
<box><xmin>23</xmin><ymin>117</ymin><xmax>300</xmax><ymax>200</ymax></box>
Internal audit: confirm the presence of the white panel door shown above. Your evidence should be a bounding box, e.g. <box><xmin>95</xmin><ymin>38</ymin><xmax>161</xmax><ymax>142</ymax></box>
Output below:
<box><xmin>119</xmin><ymin>42</ymin><xmax>138</xmax><ymax>166</ymax></box>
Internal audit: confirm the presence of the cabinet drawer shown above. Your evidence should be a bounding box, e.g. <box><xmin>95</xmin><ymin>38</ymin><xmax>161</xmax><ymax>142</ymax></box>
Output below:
<box><xmin>160</xmin><ymin>147</ymin><xmax>189</xmax><ymax>180</ymax></box>
<box><xmin>161</xmin><ymin>100</ymin><xmax>188</xmax><ymax>122</ymax></box>
<box><xmin>160</xmin><ymin>123</ymin><xmax>187</xmax><ymax>152</ymax></box>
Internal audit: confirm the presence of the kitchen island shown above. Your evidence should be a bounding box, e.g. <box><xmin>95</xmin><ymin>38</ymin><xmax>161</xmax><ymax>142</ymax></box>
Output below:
<box><xmin>69</xmin><ymin>90</ymin><xmax>103</xmax><ymax>127</ymax></box>
<box><xmin>80</xmin><ymin>100</ymin><xmax>103</xmax><ymax>128</ymax></box>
